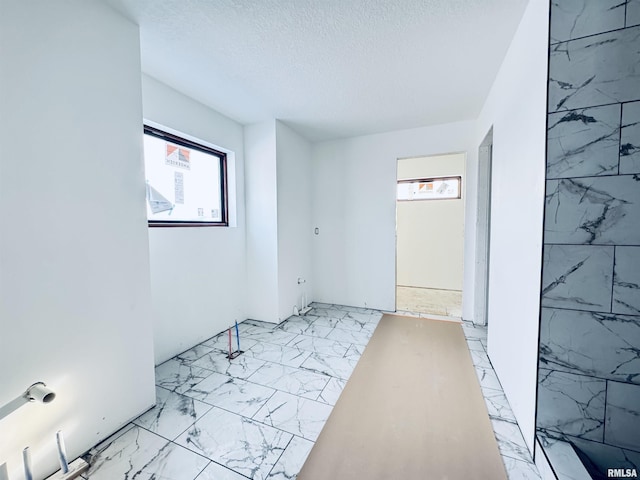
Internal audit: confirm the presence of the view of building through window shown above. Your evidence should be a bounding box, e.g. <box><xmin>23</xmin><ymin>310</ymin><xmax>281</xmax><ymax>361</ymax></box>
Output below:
<box><xmin>143</xmin><ymin>126</ymin><xmax>227</xmax><ymax>226</ymax></box>
<box><xmin>397</xmin><ymin>176</ymin><xmax>461</xmax><ymax>201</ymax></box>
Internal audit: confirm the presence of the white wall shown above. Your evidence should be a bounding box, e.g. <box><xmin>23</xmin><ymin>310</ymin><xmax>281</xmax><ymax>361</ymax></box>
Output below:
<box><xmin>276</xmin><ymin>121</ymin><xmax>313</xmax><ymax>319</ymax></box>
<box><xmin>474</xmin><ymin>0</ymin><xmax>549</xmax><ymax>453</ymax></box>
<box><xmin>244</xmin><ymin>120</ymin><xmax>313</xmax><ymax>322</ymax></box>
<box><xmin>245</xmin><ymin>121</ymin><xmax>279</xmax><ymax>322</ymax></box>
<box><xmin>142</xmin><ymin>75</ymin><xmax>248</xmax><ymax>364</ymax></box>
<box><xmin>311</xmin><ymin>121</ymin><xmax>477</xmax><ymax>315</ymax></box>
<box><xmin>0</xmin><ymin>2</ymin><xmax>155</xmax><ymax>478</ymax></box>
<box><xmin>397</xmin><ymin>154</ymin><xmax>465</xmax><ymax>291</ymax></box>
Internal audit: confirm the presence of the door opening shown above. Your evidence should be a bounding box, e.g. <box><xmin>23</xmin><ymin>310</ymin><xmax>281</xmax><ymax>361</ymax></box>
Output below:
<box><xmin>474</xmin><ymin>129</ymin><xmax>493</xmax><ymax>326</ymax></box>
<box><xmin>395</xmin><ymin>153</ymin><xmax>466</xmax><ymax>318</ymax></box>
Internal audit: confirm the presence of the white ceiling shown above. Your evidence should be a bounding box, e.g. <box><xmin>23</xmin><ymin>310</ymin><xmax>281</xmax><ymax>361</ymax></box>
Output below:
<box><xmin>104</xmin><ymin>0</ymin><xmax>529</xmax><ymax>142</ymax></box>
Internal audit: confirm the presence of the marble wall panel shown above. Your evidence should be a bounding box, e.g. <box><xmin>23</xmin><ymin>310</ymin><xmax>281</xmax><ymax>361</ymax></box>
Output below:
<box><xmin>547</xmin><ymin>104</ymin><xmax>621</xmax><ymax>178</ymax></box>
<box><xmin>537</xmin><ymin>433</ymin><xmax>593</xmax><ymax>479</ymax></box>
<box><xmin>539</xmin><ymin>0</ymin><xmax>640</xmax><ymax>463</ymax></box>
<box><xmin>550</xmin><ymin>0</ymin><xmax>626</xmax><ymax>43</ymax></box>
<box><xmin>620</xmin><ymin>101</ymin><xmax>640</xmax><ymax>174</ymax></box>
<box><xmin>605</xmin><ymin>381</ymin><xmax>640</xmax><ymax>451</ymax></box>
<box><xmin>613</xmin><ymin>246</ymin><xmax>640</xmax><ymax>315</ymax></box>
<box><xmin>570</xmin><ymin>437</ymin><xmax>640</xmax><ymax>472</ymax></box>
<box><xmin>539</xmin><ymin>308</ymin><xmax>640</xmax><ymax>383</ymax></box>
<box><xmin>541</xmin><ymin>245</ymin><xmax>614</xmax><ymax>311</ymax></box>
<box><xmin>537</xmin><ymin>369</ymin><xmax>606</xmax><ymax>441</ymax></box>
<box><xmin>628</xmin><ymin>0</ymin><xmax>640</xmax><ymax>28</ymax></box>
<box><xmin>544</xmin><ymin>176</ymin><xmax>640</xmax><ymax>245</ymax></box>
<box><xmin>548</xmin><ymin>26</ymin><xmax>640</xmax><ymax>113</ymax></box>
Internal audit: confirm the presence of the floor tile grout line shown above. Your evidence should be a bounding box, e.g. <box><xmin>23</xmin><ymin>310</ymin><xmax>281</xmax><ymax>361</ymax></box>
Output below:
<box><xmin>134</xmin><ymin>394</ymin><xmax>316</xmax><ymax>467</ymax></box>
<box><xmin>131</xmin><ymin>422</ymin><xmax>215</xmax><ymax>463</ymax></box>
<box><xmin>263</xmin><ymin>434</ymin><xmax>296</xmax><ymax>480</ymax></box>
<box><xmin>170</xmin><ymin>346</ymin><xmax>353</xmax><ymax>396</ymax></box>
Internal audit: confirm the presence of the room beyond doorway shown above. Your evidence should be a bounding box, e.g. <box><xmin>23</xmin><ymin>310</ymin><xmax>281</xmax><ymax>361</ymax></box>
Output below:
<box><xmin>396</xmin><ymin>286</ymin><xmax>462</xmax><ymax>317</ymax></box>
<box><xmin>396</xmin><ymin>153</ymin><xmax>465</xmax><ymax>318</ymax></box>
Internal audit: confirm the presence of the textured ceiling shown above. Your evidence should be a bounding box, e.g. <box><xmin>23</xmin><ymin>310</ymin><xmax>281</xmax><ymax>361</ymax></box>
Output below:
<box><xmin>104</xmin><ymin>0</ymin><xmax>529</xmax><ymax>141</ymax></box>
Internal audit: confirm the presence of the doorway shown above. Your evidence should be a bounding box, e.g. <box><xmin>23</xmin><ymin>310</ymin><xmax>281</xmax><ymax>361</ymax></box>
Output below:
<box><xmin>395</xmin><ymin>153</ymin><xmax>466</xmax><ymax>318</ymax></box>
<box><xmin>474</xmin><ymin>129</ymin><xmax>493</xmax><ymax>326</ymax></box>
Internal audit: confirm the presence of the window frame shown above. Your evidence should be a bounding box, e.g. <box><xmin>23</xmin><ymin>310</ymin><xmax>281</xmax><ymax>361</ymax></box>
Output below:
<box><xmin>143</xmin><ymin>125</ymin><xmax>229</xmax><ymax>227</ymax></box>
<box><xmin>396</xmin><ymin>176</ymin><xmax>462</xmax><ymax>202</ymax></box>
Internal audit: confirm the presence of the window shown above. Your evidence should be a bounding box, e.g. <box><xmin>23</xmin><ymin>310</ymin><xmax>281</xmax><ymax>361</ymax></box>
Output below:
<box><xmin>143</xmin><ymin>125</ymin><xmax>228</xmax><ymax>226</ymax></box>
<box><xmin>397</xmin><ymin>176</ymin><xmax>461</xmax><ymax>201</ymax></box>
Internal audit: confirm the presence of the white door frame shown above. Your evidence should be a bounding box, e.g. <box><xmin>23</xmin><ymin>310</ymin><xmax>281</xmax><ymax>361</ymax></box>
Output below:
<box><xmin>474</xmin><ymin>129</ymin><xmax>493</xmax><ymax>326</ymax></box>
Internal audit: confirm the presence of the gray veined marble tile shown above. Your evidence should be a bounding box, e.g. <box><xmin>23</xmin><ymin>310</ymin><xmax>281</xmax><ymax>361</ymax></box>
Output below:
<box><xmin>325</xmin><ymin>326</ymin><xmax>371</xmax><ymax>346</ymax></box>
<box><xmin>338</xmin><ymin>312</ymin><xmax>382</xmax><ymax>333</ymax></box>
<box><xmin>462</xmin><ymin>321</ymin><xmax>487</xmax><ymax>340</ymax></box>
<box><xmin>503</xmin><ymin>456</ymin><xmax>541</xmax><ymax>480</ymax></box>
<box><xmin>196</xmin><ymin>461</ymin><xmax>249</xmax><ymax>480</ymax></box>
<box><xmin>243</xmin><ymin>328</ymin><xmax>299</xmax><ymax>346</ymax></box>
<box><xmin>343</xmin><ymin>310</ymin><xmax>382</xmax><ymax>326</ymax></box>
<box><xmin>548</xmin><ymin>26</ymin><xmax>640</xmax><ymax>112</ymax></box>
<box><xmin>303</xmin><ymin>322</ymin><xmax>334</xmax><ymax>338</ymax></box>
<box><xmin>537</xmin><ymin>434</ymin><xmax>590</xmax><ymax>480</ymax></box>
<box><xmin>181</xmin><ymin>371</ymin><xmax>275</xmax><ymax>417</ymax></box>
<box><xmin>544</xmin><ymin>177</ymin><xmax>640</xmax><ymax>245</ymax></box>
<box><xmin>301</xmin><ymin>352</ymin><xmax>358</xmax><ymax>381</ymax></box>
<box><xmin>536</xmin><ymin>369</ymin><xmax>606</xmax><ymax>441</ymax></box>
<box><xmin>85</xmin><ymin>424</ymin><xmax>209</xmax><ymax>480</ymax></box>
<box><xmin>252</xmin><ymin>391</ymin><xmax>333</xmax><ymax>442</ymax></box>
<box><xmin>332</xmin><ymin>315</ymin><xmax>378</xmax><ymax>334</ymax></box>
<box><xmin>176</xmin><ymin>407</ymin><xmax>292</xmax><ymax>480</ymax></box>
<box><xmin>237</xmin><ymin>320</ymin><xmax>277</xmax><ymax>336</ymax></box>
<box><xmin>613</xmin><ymin>246</ymin><xmax>640</xmax><ymax>314</ymax></box>
<box><xmin>133</xmin><ymin>386</ymin><xmax>212</xmax><ymax>440</ymax></box>
<box><xmin>605</xmin><ymin>381</ymin><xmax>640</xmax><ymax>451</ymax></box>
<box><xmin>247</xmin><ymin>362</ymin><xmax>330</xmax><ymax>400</ymax></box>
<box><xmin>550</xmin><ymin>0</ymin><xmax>625</xmax><ymax>44</ymax></box>
<box><xmin>466</xmin><ymin>338</ymin><xmax>486</xmax><ymax>352</ymax></box>
<box><xmin>243</xmin><ymin>318</ymin><xmax>279</xmax><ymax>328</ymax></box>
<box><xmin>344</xmin><ymin>343</ymin><xmax>364</xmax><ymax>360</ymax></box>
<box><xmin>177</xmin><ymin>344</ymin><xmax>215</xmax><ymax>363</ymax></box>
<box><xmin>541</xmin><ymin>245</ymin><xmax>614</xmax><ymax>312</ymax></box>
<box><xmin>155</xmin><ymin>358</ymin><xmax>213</xmax><ymax>394</ymax></box>
<box><xmin>475</xmin><ymin>364</ymin><xmax>503</xmax><ymax>391</ymax></box>
<box><xmin>309</xmin><ymin>306</ymin><xmax>347</xmax><ymax>319</ymax></box>
<box><xmin>337</xmin><ymin>304</ymin><xmax>371</xmax><ymax>313</ymax></box>
<box><xmin>470</xmin><ymin>349</ymin><xmax>492</xmax><ymax>370</ymax></box>
<box><xmin>266</xmin><ymin>436</ymin><xmax>314</xmax><ymax>480</ymax></box>
<box><xmin>245</xmin><ymin>342</ymin><xmax>311</xmax><ymax>368</ymax></box>
<box><xmin>629</xmin><ymin>0</ymin><xmax>640</xmax><ymax>27</ymax></box>
<box><xmin>286</xmin><ymin>334</ymin><xmax>351</xmax><ymax>358</ymax></box>
<box><xmin>203</xmin><ymin>332</ymin><xmax>259</xmax><ymax>354</ymax></box>
<box><xmin>309</xmin><ymin>315</ymin><xmax>340</xmax><ymax>329</ymax></box>
<box><xmin>308</xmin><ymin>302</ymin><xmax>333</xmax><ymax>309</ymax></box>
<box><xmin>546</xmin><ymin>104</ymin><xmax>621</xmax><ymax>178</ymax></box>
<box><xmin>482</xmin><ymin>387</ymin><xmax>517</xmax><ymax>423</ymax></box>
<box><xmin>278</xmin><ymin>316</ymin><xmax>316</xmax><ymax>335</ymax></box>
<box><xmin>317</xmin><ymin>377</ymin><xmax>346</xmax><ymax>406</ymax></box>
<box><xmin>192</xmin><ymin>352</ymin><xmax>266</xmax><ymax>379</ymax></box>
<box><xmin>539</xmin><ymin>308</ymin><xmax>640</xmax><ymax>383</ymax></box>
<box><xmin>570</xmin><ymin>436</ymin><xmax>640</xmax><ymax>472</ymax></box>
<box><xmin>491</xmin><ymin>418</ymin><xmax>533</xmax><ymax>463</ymax></box>
<box><xmin>620</xmin><ymin>101</ymin><xmax>640</xmax><ymax>174</ymax></box>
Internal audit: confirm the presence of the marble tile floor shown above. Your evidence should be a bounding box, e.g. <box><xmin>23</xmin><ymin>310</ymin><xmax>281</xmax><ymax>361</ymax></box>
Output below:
<box><xmin>396</xmin><ymin>285</ymin><xmax>463</xmax><ymax>318</ymax></box>
<box><xmin>81</xmin><ymin>303</ymin><xmax>540</xmax><ymax>480</ymax></box>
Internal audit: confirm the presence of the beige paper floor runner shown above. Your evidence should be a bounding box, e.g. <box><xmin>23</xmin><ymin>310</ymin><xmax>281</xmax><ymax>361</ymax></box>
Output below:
<box><xmin>298</xmin><ymin>314</ymin><xmax>507</xmax><ymax>480</ymax></box>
